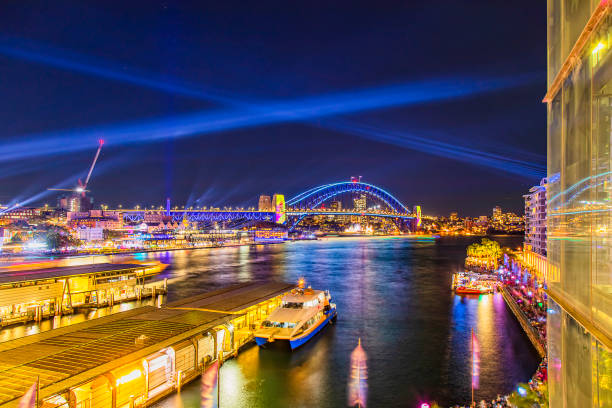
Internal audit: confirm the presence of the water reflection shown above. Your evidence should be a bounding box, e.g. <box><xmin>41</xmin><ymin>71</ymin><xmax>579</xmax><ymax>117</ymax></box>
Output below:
<box><xmin>1</xmin><ymin>237</ymin><xmax>539</xmax><ymax>407</ymax></box>
<box><xmin>151</xmin><ymin>236</ymin><xmax>538</xmax><ymax>407</ymax></box>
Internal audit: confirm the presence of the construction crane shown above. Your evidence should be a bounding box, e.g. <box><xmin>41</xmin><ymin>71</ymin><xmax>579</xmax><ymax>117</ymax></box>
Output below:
<box><xmin>48</xmin><ymin>139</ymin><xmax>104</xmax><ymax>196</ymax></box>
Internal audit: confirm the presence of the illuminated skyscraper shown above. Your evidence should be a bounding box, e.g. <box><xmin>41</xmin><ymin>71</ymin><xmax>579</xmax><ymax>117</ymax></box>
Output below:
<box><xmin>523</xmin><ymin>178</ymin><xmax>547</xmax><ymax>256</ymax></box>
<box><xmin>545</xmin><ymin>2</ymin><xmax>612</xmax><ymax>406</ymax></box>
<box><xmin>492</xmin><ymin>206</ymin><xmax>502</xmax><ymax>221</ymax></box>
<box><xmin>353</xmin><ymin>194</ymin><xmax>366</xmax><ymax>211</ymax></box>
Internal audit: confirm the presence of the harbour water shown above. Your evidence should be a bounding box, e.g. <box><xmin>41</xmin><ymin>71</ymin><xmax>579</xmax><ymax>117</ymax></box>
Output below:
<box><xmin>148</xmin><ymin>236</ymin><xmax>538</xmax><ymax>407</ymax></box>
<box><xmin>0</xmin><ymin>236</ymin><xmax>538</xmax><ymax>407</ymax></box>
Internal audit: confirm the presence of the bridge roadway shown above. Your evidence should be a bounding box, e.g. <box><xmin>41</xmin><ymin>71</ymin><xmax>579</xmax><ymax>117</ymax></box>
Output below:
<box><xmin>120</xmin><ymin>208</ymin><xmax>414</xmax><ymax>222</ymax></box>
<box><xmin>118</xmin><ymin>181</ymin><xmax>418</xmax><ymax>226</ymax></box>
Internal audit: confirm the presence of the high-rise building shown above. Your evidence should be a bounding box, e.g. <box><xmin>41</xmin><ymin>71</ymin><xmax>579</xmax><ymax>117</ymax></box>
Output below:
<box><xmin>492</xmin><ymin>206</ymin><xmax>502</xmax><ymax>221</ymax></box>
<box><xmin>353</xmin><ymin>194</ymin><xmax>366</xmax><ymax>212</ymax></box>
<box><xmin>329</xmin><ymin>200</ymin><xmax>342</xmax><ymax>211</ymax></box>
<box><xmin>450</xmin><ymin>212</ymin><xmax>458</xmax><ymax>222</ymax></box>
<box><xmin>58</xmin><ymin>194</ymin><xmax>92</xmax><ymax>212</ymax></box>
<box><xmin>545</xmin><ymin>3</ymin><xmax>612</xmax><ymax>406</ymax></box>
<box><xmin>258</xmin><ymin>195</ymin><xmax>272</xmax><ymax>212</ymax></box>
<box><xmin>523</xmin><ymin>177</ymin><xmax>547</xmax><ymax>256</ymax></box>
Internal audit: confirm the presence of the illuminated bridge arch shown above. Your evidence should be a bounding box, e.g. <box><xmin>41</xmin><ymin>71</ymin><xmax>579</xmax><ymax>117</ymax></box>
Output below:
<box><xmin>287</xmin><ymin>182</ymin><xmax>410</xmax><ymax>213</ymax></box>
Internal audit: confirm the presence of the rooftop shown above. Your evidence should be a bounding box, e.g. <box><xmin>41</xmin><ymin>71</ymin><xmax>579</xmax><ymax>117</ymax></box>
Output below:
<box><xmin>0</xmin><ymin>263</ymin><xmax>148</xmax><ymax>284</ymax></box>
<box><xmin>0</xmin><ymin>281</ymin><xmax>294</xmax><ymax>407</ymax></box>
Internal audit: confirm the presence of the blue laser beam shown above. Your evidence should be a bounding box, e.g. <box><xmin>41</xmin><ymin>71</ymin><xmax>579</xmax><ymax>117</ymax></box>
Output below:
<box><xmin>324</xmin><ymin>120</ymin><xmax>546</xmax><ymax>178</ymax></box>
<box><xmin>0</xmin><ymin>74</ymin><xmax>540</xmax><ymax>163</ymax></box>
<box><xmin>0</xmin><ymin>36</ymin><xmax>242</xmax><ymax>106</ymax></box>
<box><xmin>0</xmin><ymin>37</ymin><xmax>545</xmax><ymax>180</ymax></box>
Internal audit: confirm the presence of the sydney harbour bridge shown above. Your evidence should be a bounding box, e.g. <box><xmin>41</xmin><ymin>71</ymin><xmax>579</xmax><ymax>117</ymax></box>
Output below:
<box><xmin>120</xmin><ymin>181</ymin><xmax>420</xmax><ymax>231</ymax></box>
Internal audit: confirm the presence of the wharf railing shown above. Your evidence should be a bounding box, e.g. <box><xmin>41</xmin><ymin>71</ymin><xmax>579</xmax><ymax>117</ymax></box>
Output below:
<box><xmin>500</xmin><ymin>286</ymin><xmax>546</xmax><ymax>358</ymax></box>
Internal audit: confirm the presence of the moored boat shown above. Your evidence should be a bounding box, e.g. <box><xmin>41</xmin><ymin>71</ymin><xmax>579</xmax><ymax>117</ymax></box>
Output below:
<box><xmin>452</xmin><ymin>271</ymin><xmax>496</xmax><ymax>294</ymax></box>
<box><xmin>455</xmin><ymin>285</ymin><xmax>493</xmax><ymax>295</ymax></box>
<box><xmin>254</xmin><ymin>285</ymin><xmax>337</xmax><ymax>350</ymax></box>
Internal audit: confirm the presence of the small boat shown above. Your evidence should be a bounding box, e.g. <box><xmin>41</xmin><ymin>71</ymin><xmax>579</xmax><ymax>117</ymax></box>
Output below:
<box><xmin>452</xmin><ymin>271</ymin><xmax>496</xmax><ymax>295</ymax></box>
<box><xmin>455</xmin><ymin>285</ymin><xmax>493</xmax><ymax>295</ymax></box>
<box><xmin>254</xmin><ymin>286</ymin><xmax>337</xmax><ymax>350</ymax></box>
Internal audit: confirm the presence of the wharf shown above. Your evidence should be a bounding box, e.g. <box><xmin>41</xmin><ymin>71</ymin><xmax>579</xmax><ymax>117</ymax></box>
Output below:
<box><xmin>0</xmin><ymin>281</ymin><xmax>294</xmax><ymax>408</ymax></box>
<box><xmin>0</xmin><ymin>262</ymin><xmax>166</xmax><ymax>327</ymax></box>
<box><xmin>500</xmin><ymin>286</ymin><xmax>546</xmax><ymax>358</ymax></box>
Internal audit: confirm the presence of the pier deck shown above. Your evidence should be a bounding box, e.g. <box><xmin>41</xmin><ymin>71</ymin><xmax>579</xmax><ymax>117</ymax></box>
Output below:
<box><xmin>0</xmin><ymin>282</ymin><xmax>294</xmax><ymax>408</ymax></box>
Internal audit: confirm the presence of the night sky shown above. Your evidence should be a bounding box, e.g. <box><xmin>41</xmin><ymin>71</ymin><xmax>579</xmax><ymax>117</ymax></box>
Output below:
<box><xmin>0</xmin><ymin>1</ymin><xmax>546</xmax><ymax>216</ymax></box>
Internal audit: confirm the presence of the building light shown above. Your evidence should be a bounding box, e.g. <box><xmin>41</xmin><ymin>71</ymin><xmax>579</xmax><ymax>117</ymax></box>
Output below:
<box><xmin>592</xmin><ymin>42</ymin><xmax>606</xmax><ymax>55</ymax></box>
<box><xmin>116</xmin><ymin>369</ymin><xmax>141</xmax><ymax>386</ymax></box>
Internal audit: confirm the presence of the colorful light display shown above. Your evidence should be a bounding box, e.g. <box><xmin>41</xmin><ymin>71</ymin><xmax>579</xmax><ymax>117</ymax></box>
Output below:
<box><xmin>348</xmin><ymin>338</ymin><xmax>368</xmax><ymax>407</ymax></box>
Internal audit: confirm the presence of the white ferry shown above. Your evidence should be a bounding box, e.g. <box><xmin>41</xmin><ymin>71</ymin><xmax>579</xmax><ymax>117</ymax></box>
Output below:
<box><xmin>254</xmin><ymin>285</ymin><xmax>337</xmax><ymax>350</ymax></box>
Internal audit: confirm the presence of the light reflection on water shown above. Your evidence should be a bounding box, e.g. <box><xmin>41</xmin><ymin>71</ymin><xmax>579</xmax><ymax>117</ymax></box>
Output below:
<box><xmin>150</xmin><ymin>236</ymin><xmax>539</xmax><ymax>407</ymax></box>
<box><xmin>0</xmin><ymin>237</ymin><xmax>538</xmax><ymax>407</ymax></box>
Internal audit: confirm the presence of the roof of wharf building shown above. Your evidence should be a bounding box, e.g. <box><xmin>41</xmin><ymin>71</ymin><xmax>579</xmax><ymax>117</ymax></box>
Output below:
<box><xmin>0</xmin><ymin>281</ymin><xmax>294</xmax><ymax>407</ymax></box>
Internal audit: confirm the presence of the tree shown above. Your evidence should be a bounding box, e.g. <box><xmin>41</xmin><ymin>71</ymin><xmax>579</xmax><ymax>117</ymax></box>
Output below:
<box><xmin>103</xmin><ymin>229</ymin><xmax>124</xmax><ymax>240</ymax></box>
<box><xmin>44</xmin><ymin>227</ymin><xmax>81</xmax><ymax>250</ymax></box>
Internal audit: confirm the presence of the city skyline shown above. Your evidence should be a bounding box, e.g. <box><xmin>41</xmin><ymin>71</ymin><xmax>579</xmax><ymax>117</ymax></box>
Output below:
<box><xmin>1</xmin><ymin>2</ymin><xmax>608</xmax><ymax>407</ymax></box>
<box><xmin>0</xmin><ymin>1</ymin><xmax>546</xmax><ymax>216</ymax></box>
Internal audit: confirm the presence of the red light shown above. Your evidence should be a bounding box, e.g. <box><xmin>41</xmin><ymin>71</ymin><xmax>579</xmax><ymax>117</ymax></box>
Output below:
<box><xmin>420</xmin><ymin>404</ymin><xmax>430</xmax><ymax>408</ymax></box>
<box><xmin>99</xmin><ymin>139</ymin><xmax>105</xmax><ymax>145</ymax></box>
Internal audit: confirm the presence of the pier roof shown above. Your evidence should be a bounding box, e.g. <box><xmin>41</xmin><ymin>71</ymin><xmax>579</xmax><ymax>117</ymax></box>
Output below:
<box><xmin>0</xmin><ymin>263</ymin><xmax>149</xmax><ymax>284</ymax></box>
<box><xmin>0</xmin><ymin>281</ymin><xmax>294</xmax><ymax>408</ymax></box>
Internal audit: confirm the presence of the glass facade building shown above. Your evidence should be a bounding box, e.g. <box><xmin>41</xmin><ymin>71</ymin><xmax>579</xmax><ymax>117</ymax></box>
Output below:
<box><xmin>546</xmin><ymin>1</ymin><xmax>612</xmax><ymax>406</ymax></box>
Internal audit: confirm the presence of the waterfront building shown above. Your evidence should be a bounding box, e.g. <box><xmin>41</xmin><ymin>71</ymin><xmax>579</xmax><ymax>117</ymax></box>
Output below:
<box><xmin>253</xmin><ymin>228</ymin><xmax>288</xmax><ymax>243</ymax></box>
<box><xmin>524</xmin><ymin>177</ymin><xmax>547</xmax><ymax>256</ymax></box>
<box><xmin>67</xmin><ymin>209</ymin><xmax>123</xmax><ymax>230</ymax></box>
<box><xmin>258</xmin><ymin>195</ymin><xmax>272</xmax><ymax>211</ymax></box>
<box><xmin>545</xmin><ymin>2</ymin><xmax>612</xmax><ymax>406</ymax></box>
<box><xmin>77</xmin><ymin>226</ymin><xmax>104</xmax><ymax>242</ymax></box>
<box><xmin>0</xmin><ymin>207</ymin><xmax>41</xmax><ymax>223</ymax></box>
<box><xmin>0</xmin><ymin>262</ymin><xmax>165</xmax><ymax>326</ymax></box>
<box><xmin>0</xmin><ymin>228</ymin><xmax>11</xmax><ymax>243</ymax></box>
<box><xmin>0</xmin><ymin>282</ymin><xmax>293</xmax><ymax>408</ymax></box>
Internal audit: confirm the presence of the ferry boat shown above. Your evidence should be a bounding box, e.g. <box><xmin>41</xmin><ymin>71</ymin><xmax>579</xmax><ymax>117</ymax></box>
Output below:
<box><xmin>254</xmin><ymin>285</ymin><xmax>337</xmax><ymax>350</ymax></box>
<box><xmin>452</xmin><ymin>271</ymin><xmax>495</xmax><ymax>295</ymax></box>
